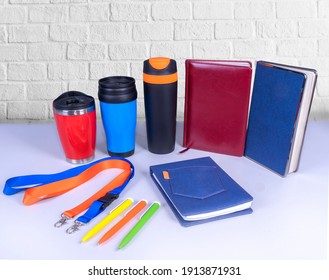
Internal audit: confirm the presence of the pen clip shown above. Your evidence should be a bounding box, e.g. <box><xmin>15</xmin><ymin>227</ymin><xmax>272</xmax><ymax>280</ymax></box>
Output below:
<box><xmin>138</xmin><ymin>204</ymin><xmax>153</xmax><ymax>219</ymax></box>
<box><xmin>54</xmin><ymin>213</ymin><xmax>70</xmax><ymax>228</ymax></box>
<box><xmin>66</xmin><ymin>220</ymin><xmax>85</xmax><ymax>234</ymax></box>
<box><xmin>139</xmin><ymin>201</ymin><xmax>160</xmax><ymax>219</ymax></box>
<box><xmin>108</xmin><ymin>198</ymin><xmax>133</xmax><ymax>215</ymax></box>
<box><xmin>124</xmin><ymin>199</ymin><xmax>147</xmax><ymax>216</ymax></box>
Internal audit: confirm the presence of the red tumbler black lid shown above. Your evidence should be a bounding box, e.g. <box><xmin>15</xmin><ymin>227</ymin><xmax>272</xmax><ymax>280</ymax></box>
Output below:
<box><xmin>53</xmin><ymin>91</ymin><xmax>95</xmax><ymax>112</ymax></box>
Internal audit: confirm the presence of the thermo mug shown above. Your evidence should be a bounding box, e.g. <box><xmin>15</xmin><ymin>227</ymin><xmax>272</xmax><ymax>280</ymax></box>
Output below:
<box><xmin>98</xmin><ymin>76</ymin><xmax>137</xmax><ymax>157</ymax></box>
<box><xmin>143</xmin><ymin>57</ymin><xmax>178</xmax><ymax>154</ymax></box>
<box><xmin>53</xmin><ymin>91</ymin><xmax>96</xmax><ymax>164</ymax></box>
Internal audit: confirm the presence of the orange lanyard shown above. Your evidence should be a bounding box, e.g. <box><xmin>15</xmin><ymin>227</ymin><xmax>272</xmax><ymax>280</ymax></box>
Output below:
<box><xmin>4</xmin><ymin>157</ymin><xmax>134</xmax><ymax>233</ymax></box>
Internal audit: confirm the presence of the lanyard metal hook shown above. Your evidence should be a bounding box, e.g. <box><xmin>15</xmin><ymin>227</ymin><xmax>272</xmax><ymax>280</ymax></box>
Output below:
<box><xmin>66</xmin><ymin>220</ymin><xmax>85</xmax><ymax>234</ymax></box>
<box><xmin>54</xmin><ymin>213</ymin><xmax>70</xmax><ymax>228</ymax></box>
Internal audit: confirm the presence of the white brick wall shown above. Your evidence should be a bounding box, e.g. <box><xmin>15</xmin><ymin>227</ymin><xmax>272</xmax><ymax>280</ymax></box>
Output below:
<box><xmin>0</xmin><ymin>0</ymin><xmax>328</xmax><ymax>121</ymax></box>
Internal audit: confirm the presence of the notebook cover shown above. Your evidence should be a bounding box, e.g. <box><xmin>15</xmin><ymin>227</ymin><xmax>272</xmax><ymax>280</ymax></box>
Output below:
<box><xmin>244</xmin><ymin>61</ymin><xmax>306</xmax><ymax>176</ymax></box>
<box><xmin>183</xmin><ymin>60</ymin><xmax>252</xmax><ymax>156</ymax></box>
<box><xmin>150</xmin><ymin>157</ymin><xmax>253</xmax><ymax>226</ymax></box>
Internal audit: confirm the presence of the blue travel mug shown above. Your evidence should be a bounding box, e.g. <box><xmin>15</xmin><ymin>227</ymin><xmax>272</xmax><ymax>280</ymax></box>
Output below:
<box><xmin>98</xmin><ymin>76</ymin><xmax>137</xmax><ymax>157</ymax></box>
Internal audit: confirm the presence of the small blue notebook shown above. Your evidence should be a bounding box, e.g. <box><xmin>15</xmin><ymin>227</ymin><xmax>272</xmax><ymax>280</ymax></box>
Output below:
<box><xmin>150</xmin><ymin>157</ymin><xmax>253</xmax><ymax>227</ymax></box>
<box><xmin>245</xmin><ymin>61</ymin><xmax>317</xmax><ymax>176</ymax></box>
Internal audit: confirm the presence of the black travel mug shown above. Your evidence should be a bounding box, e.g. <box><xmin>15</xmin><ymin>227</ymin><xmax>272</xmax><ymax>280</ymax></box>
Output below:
<box><xmin>143</xmin><ymin>57</ymin><xmax>177</xmax><ymax>154</ymax></box>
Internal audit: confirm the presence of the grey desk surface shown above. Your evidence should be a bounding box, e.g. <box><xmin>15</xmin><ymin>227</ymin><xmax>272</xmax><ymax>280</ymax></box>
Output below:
<box><xmin>0</xmin><ymin>121</ymin><xmax>328</xmax><ymax>260</ymax></box>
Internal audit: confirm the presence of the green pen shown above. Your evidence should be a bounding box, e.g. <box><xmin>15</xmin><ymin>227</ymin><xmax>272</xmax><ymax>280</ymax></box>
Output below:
<box><xmin>118</xmin><ymin>202</ymin><xmax>160</xmax><ymax>249</ymax></box>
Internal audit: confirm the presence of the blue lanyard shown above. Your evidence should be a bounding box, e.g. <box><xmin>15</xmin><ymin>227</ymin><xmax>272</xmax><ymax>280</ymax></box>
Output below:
<box><xmin>3</xmin><ymin>157</ymin><xmax>135</xmax><ymax>234</ymax></box>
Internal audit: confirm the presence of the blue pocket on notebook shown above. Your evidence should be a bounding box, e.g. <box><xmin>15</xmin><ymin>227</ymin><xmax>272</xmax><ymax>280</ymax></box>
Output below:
<box><xmin>167</xmin><ymin>166</ymin><xmax>225</xmax><ymax>199</ymax></box>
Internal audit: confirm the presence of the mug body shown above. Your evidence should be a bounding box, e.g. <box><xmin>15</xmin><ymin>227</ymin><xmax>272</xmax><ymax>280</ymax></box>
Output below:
<box><xmin>98</xmin><ymin>76</ymin><xmax>137</xmax><ymax>157</ymax></box>
<box><xmin>143</xmin><ymin>57</ymin><xmax>178</xmax><ymax>154</ymax></box>
<box><xmin>100</xmin><ymin>100</ymin><xmax>136</xmax><ymax>157</ymax></box>
<box><xmin>53</xmin><ymin>91</ymin><xmax>96</xmax><ymax>164</ymax></box>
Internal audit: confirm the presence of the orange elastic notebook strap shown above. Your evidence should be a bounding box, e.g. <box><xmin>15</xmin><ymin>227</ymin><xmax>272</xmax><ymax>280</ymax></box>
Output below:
<box><xmin>3</xmin><ymin>157</ymin><xmax>134</xmax><ymax>231</ymax></box>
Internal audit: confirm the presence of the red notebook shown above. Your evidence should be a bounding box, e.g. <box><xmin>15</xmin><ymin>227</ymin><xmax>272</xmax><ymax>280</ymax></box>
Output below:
<box><xmin>183</xmin><ymin>60</ymin><xmax>252</xmax><ymax>156</ymax></box>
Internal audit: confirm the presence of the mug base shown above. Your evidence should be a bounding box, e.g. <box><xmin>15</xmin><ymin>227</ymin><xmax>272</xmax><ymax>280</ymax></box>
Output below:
<box><xmin>66</xmin><ymin>155</ymin><xmax>94</xmax><ymax>164</ymax></box>
<box><xmin>108</xmin><ymin>149</ymin><xmax>134</xmax><ymax>158</ymax></box>
<box><xmin>148</xmin><ymin>146</ymin><xmax>175</xmax><ymax>154</ymax></box>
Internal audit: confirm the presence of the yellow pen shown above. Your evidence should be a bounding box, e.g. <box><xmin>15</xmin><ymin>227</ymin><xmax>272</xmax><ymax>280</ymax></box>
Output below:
<box><xmin>81</xmin><ymin>198</ymin><xmax>133</xmax><ymax>242</ymax></box>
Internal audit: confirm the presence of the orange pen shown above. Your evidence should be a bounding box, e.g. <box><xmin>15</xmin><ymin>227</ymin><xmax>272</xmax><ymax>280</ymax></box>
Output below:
<box><xmin>97</xmin><ymin>200</ymin><xmax>147</xmax><ymax>245</ymax></box>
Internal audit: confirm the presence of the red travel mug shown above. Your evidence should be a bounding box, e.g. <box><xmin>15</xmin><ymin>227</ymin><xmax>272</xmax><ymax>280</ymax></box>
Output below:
<box><xmin>53</xmin><ymin>91</ymin><xmax>96</xmax><ymax>164</ymax></box>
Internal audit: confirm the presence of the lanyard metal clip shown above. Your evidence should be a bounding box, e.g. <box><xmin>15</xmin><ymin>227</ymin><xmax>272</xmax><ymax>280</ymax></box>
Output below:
<box><xmin>66</xmin><ymin>220</ymin><xmax>85</xmax><ymax>234</ymax></box>
<box><xmin>54</xmin><ymin>214</ymin><xmax>70</xmax><ymax>228</ymax></box>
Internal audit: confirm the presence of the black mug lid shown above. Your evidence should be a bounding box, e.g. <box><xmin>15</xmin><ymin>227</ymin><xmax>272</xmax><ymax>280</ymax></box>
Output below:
<box><xmin>53</xmin><ymin>91</ymin><xmax>95</xmax><ymax>111</ymax></box>
<box><xmin>98</xmin><ymin>76</ymin><xmax>137</xmax><ymax>104</ymax></box>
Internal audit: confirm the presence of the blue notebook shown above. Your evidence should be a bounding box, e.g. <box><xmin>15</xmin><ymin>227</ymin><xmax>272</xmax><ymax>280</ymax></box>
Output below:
<box><xmin>150</xmin><ymin>157</ymin><xmax>253</xmax><ymax>227</ymax></box>
<box><xmin>245</xmin><ymin>61</ymin><xmax>317</xmax><ymax>176</ymax></box>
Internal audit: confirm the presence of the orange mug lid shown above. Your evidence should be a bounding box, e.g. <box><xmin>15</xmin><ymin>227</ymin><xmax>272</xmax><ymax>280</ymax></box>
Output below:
<box><xmin>149</xmin><ymin>57</ymin><xmax>171</xmax><ymax>70</ymax></box>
